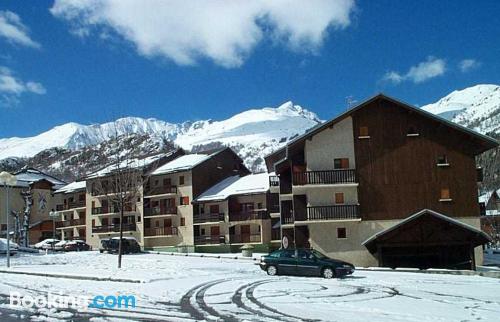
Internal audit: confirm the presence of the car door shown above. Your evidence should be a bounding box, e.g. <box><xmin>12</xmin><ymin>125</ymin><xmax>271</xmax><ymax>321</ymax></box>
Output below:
<box><xmin>278</xmin><ymin>250</ymin><xmax>297</xmax><ymax>275</ymax></box>
<box><xmin>297</xmin><ymin>250</ymin><xmax>321</xmax><ymax>276</ymax></box>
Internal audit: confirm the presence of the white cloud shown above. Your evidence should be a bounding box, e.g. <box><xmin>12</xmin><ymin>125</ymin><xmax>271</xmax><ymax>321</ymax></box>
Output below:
<box><xmin>0</xmin><ymin>66</ymin><xmax>46</xmax><ymax>107</ymax></box>
<box><xmin>459</xmin><ymin>59</ymin><xmax>481</xmax><ymax>73</ymax></box>
<box><xmin>50</xmin><ymin>0</ymin><xmax>355</xmax><ymax>68</ymax></box>
<box><xmin>383</xmin><ymin>57</ymin><xmax>446</xmax><ymax>84</ymax></box>
<box><xmin>0</xmin><ymin>10</ymin><xmax>40</xmax><ymax>48</ymax></box>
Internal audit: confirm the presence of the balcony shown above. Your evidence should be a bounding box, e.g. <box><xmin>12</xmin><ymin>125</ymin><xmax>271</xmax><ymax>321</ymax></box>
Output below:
<box><xmin>230</xmin><ymin>233</ymin><xmax>261</xmax><ymax>244</ymax></box>
<box><xmin>305</xmin><ymin>205</ymin><xmax>360</xmax><ymax>221</ymax></box>
<box><xmin>92</xmin><ymin>223</ymin><xmax>136</xmax><ymax>233</ymax></box>
<box><xmin>144</xmin><ymin>226</ymin><xmax>178</xmax><ymax>237</ymax></box>
<box><xmin>194</xmin><ymin>235</ymin><xmax>226</xmax><ymax>245</ymax></box>
<box><xmin>91</xmin><ymin>205</ymin><xmax>135</xmax><ymax>215</ymax></box>
<box><xmin>56</xmin><ymin>218</ymin><xmax>86</xmax><ymax>228</ymax></box>
<box><xmin>229</xmin><ymin>210</ymin><xmax>268</xmax><ymax>222</ymax></box>
<box><xmin>282</xmin><ymin>212</ymin><xmax>294</xmax><ymax>225</ymax></box>
<box><xmin>293</xmin><ymin>169</ymin><xmax>356</xmax><ymax>185</ymax></box>
<box><xmin>144</xmin><ymin>207</ymin><xmax>177</xmax><ymax>217</ymax></box>
<box><xmin>268</xmin><ymin>204</ymin><xmax>280</xmax><ymax>213</ymax></box>
<box><xmin>144</xmin><ymin>185</ymin><xmax>177</xmax><ymax>197</ymax></box>
<box><xmin>269</xmin><ymin>176</ymin><xmax>279</xmax><ymax>187</ymax></box>
<box><xmin>193</xmin><ymin>213</ymin><xmax>225</xmax><ymax>224</ymax></box>
<box><xmin>68</xmin><ymin>200</ymin><xmax>86</xmax><ymax>209</ymax></box>
<box><xmin>271</xmin><ymin>229</ymin><xmax>281</xmax><ymax>241</ymax></box>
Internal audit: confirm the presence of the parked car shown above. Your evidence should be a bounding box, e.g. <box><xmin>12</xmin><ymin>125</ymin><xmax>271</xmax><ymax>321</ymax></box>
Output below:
<box><xmin>99</xmin><ymin>237</ymin><xmax>141</xmax><ymax>254</ymax></box>
<box><xmin>0</xmin><ymin>238</ymin><xmax>19</xmax><ymax>255</ymax></box>
<box><xmin>54</xmin><ymin>240</ymin><xmax>71</xmax><ymax>251</ymax></box>
<box><xmin>259</xmin><ymin>249</ymin><xmax>355</xmax><ymax>278</ymax></box>
<box><xmin>34</xmin><ymin>239</ymin><xmax>60</xmax><ymax>250</ymax></box>
<box><xmin>63</xmin><ymin>240</ymin><xmax>91</xmax><ymax>252</ymax></box>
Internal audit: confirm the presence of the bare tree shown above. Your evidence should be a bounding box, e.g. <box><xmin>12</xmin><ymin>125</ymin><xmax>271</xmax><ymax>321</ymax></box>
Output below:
<box><xmin>483</xmin><ymin>215</ymin><xmax>500</xmax><ymax>248</ymax></box>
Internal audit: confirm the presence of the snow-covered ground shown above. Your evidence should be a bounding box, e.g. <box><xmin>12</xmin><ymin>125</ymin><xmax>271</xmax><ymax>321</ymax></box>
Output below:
<box><xmin>0</xmin><ymin>252</ymin><xmax>499</xmax><ymax>321</ymax></box>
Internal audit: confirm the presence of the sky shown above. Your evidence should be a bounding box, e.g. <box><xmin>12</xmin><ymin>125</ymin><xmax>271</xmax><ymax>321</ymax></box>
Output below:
<box><xmin>0</xmin><ymin>0</ymin><xmax>499</xmax><ymax>138</ymax></box>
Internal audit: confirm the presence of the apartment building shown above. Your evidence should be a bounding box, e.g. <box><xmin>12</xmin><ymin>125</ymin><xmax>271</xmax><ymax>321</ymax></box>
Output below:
<box><xmin>85</xmin><ymin>150</ymin><xmax>185</xmax><ymax>250</ymax></box>
<box><xmin>265</xmin><ymin>94</ymin><xmax>498</xmax><ymax>269</ymax></box>
<box><xmin>0</xmin><ymin>167</ymin><xmax>66</xmax><ymax>244</ymax></box>
<box><xmin>53</xmin><ymin>181</ymin><xmax>87</xmax><ymax>241</ymax></box>
<box><xmin>142</xmin><ymin>148</ymin><xmax>248</xmax><ymax>252</ymax></box>
<box><xmin>192</xmin><ymin>172</ymin><xmax>272</xmax><ymax>252</ymax></box>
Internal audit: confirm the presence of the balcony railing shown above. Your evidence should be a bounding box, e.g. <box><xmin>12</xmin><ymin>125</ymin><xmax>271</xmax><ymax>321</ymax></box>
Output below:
<box><xmin>91</xmin><ymin>205</ymin><xmax>135</xmax><ymax>215</ymax></box>
<box><xmin>268</xmin><ymin>204</ymin><xmax>280</xmax><ymax>213</ymax></box>
<box><xmin>144</xmin><ymin>227</ymin><xmax>178</xmax><ymax>237</ymax></box>
<box><xmin>271</xmin><ymin>229</ymin><xmax>281</xmax><ymax>241</ymax></box>
<box><xmin>68</xmin><ymin>200</ymin><xmax>86</xmax><ymax>209</ymax></box>
<box><xmin>229</xmin><ymin>210</ymin><xmax>268</xmax><ymax>222</ymax></box>
<box><xmin>292</xmin><ymin>169</ymin><xmax>356</xmax><ymax>185</ymax></box>
<box><xmin>194</xmin><ymin>235</ymin><xmax>226</xmax><ymax>245</ymax></box>
<box><xmin>92</xmin><ymin>223</ymin><xmax>136</xmax><ymax>233</ymax></box>
<box><xmin>282</xmin><ymin>212</ymin><xmax>294</xmax><ymax>225</ymax></box>
<box><xmin>230</xmin><ymin>233</ymin><xmax>261</xmax><ymax>244</ymax></box>
<box><xmin>193</xmin><ymin>213</ymin><xmax>225</xmax><ymax>224</ymax></box>
<box><xmin>269</xmin><ymin>176</ymin><xmax>280</xmax><ymax>187</ymax></box>
<box><xmin>306</xmin><ymin>205</ymin><xmax>360</xmax><ymax>221</ymax></box>
<box><xmin>144</xmin><ymin>185</ymin><xmax>177</xmax><ymax>196</ymax></box>
<box><xmin>56</xmin><ymin>218</ymin><xmax>86</xmax><ymax>228</ymax></box>
<box><xmin>144</xmin><ymin>207</ymin><xmax>177</xmax><ymax>217</ymax></box>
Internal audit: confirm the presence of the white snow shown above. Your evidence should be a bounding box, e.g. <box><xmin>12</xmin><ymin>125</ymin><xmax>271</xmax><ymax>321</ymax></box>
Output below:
<box><xmin>13</xmin><ymin>168</ymin><xmax>67</xmax><ymax>188</ymax></box>
<box><xmin>196</xmin><ymin>172</ymin><xmax>270</xmax><ymax>202</ymax></box>
<box><xmin>151</xmin><ymin>153</ymin><xmax>211</xmax><ymax>175</ymax></box>
<box><xmin>54</xmin><ymin>180</ymin><xmax>86</xmax><ymax>194</ymax></box>
<box><xmin>0</xmin><ymin>252</ymin><xmax>499</xmax><ymax>321</ymax></box>
<box><xmin>87</xmin><ymin>154</ymin><xmax>164</xmax><ymax>178</ymax></box>
<box><xmin>422</xmin><ymin>84</ymin><xmax>500</xmax><ymax>134</ymax></box>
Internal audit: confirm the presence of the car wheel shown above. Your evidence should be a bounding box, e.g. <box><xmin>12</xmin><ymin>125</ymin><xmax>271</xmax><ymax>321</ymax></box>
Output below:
<box><xmin>266</xmin><ymin>265</ymin><xmax>278</xmax><ymax>276</ymax></box>
<box><xmin>322</xmin><ymin>267</ymin><xmax>335</xmax><ymax>279</ymax></box>
<box><xmin>99</xmin><ymin>249</ymin><xmax>104</xmax><ymax>253</ymax></box>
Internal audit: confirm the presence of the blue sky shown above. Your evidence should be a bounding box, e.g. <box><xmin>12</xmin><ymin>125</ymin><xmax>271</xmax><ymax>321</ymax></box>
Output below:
<box><xmin>1</xmin><ymin>0</ymin><xmax>499</xmax><ymax>138</ymax></box>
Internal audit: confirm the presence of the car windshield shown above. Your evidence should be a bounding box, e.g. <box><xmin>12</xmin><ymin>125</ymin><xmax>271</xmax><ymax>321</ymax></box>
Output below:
<box><xmin>312</xmin><ymin>250</ymin><xmax>327</xmax><ymax>259</ymax></box>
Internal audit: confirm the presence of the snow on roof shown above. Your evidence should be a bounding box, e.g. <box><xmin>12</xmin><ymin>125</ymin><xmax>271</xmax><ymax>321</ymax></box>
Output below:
<box><xmin>54</xmin><ymin>180</ymin><xmax>86</xmax><ymax>194</ymax></box>
<box><xmin>14</xmin><ymin>168</ymin><xmax>66</xmax><ymax>189</ymax></box>
<box><xmin>151</xmin><ymin>154</ymin><xmax>211</xmax><ymax>175</ymax></box>
<box><xmin>195</xmin><ymin>173</ymin><xmax>270</xmax><ymax>202</ymax></box>
<box><xmin>87</xmin><ymin>154</ymin><xmax>164</xmax><ymax>178</ymax></box>
<box><xmin>479</xmin><ymin>189</ymin><xmax>500</xmax><ymax>204</ymax></box>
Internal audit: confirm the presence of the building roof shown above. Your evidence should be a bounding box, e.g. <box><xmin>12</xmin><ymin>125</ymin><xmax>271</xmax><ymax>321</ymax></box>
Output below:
<box><xmin>86</xmin><ymin>154</ymin><xmax>166</xmax><ymax>179</ymax></box>
<box><xmin>54</xmin><ymin>180</ymin><xmax>86</xmax><ymax>194</ymax></box>
<box><xmin>265</xmin><ymin>93</ymin><xmax>499</xmax><ymax>165</ymax></box>
<box><xmin>362</xmin><ymin>209</ymin><xmax>491</xmax><ymax>248</ymax></box>
<box><xmin>195</xmin><ymin>173</ymin><xmax>270</xmax><ymax>202</ymax></box>
<box><xmin>479</xmin><ymin>189</ymin><xmax>500</xmax><ymax>204</ymax></box>
<box><xmin>13</xmin><ymin>167</ymin><xmax>66</xmax><ymax>189</ymax></box>
<box><xmin>151</xmin><ymin>149</ymin><xmax>230</xmax><ymax>176</ymax></box>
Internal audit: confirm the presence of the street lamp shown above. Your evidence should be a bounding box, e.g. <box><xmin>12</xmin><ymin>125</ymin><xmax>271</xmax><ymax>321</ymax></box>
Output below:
<box><xmin>49</xmin><ymin>209</ymin><xmax>58</xmax><ymax>251</ymax></box>
<box><xmin>0</xmin><ymin>171</ymin><xmax>17</xmax><ymax>268</ymax></box>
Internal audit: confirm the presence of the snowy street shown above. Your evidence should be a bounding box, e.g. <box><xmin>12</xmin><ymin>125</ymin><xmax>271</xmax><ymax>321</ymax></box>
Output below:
<box><xmin>0</xmin><ymin>252</ymin><xmax>499</xmax><ymax>321</ymax></box>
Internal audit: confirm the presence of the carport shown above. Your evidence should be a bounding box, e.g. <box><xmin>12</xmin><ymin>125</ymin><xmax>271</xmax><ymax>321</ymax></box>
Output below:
<box><xmin>363</xmin><ymin>209</ymin><xmax>491</xmax><ymax>270</ymax></box>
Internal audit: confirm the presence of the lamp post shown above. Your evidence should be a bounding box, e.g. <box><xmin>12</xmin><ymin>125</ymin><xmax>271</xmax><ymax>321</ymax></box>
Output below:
<box><xmin>0</xmin><ymin>171</ymin><xmax>17</xmax><ymax>268</ymax></box>
<box><xmin>49</xmin><ymin>209</ymin><xmax>58</xmax><ymax>251</ymax></box>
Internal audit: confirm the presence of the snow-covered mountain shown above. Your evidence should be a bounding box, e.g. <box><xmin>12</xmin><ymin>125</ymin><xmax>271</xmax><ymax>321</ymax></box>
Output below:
<box><xmin>421</xmin><ymin>84</ymin><xmax>500</xmax><ymax>135</ymax></box>
<box><xmin>0</xmin><ymin>101</ymin><xmax>321</xmax><ymax>173</ymax></box>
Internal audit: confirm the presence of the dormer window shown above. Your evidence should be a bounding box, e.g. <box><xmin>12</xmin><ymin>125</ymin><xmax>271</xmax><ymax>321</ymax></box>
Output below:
<box><xmin>359</xmin><ymin>126</ymin><xmax>370</xmax><ymax>139</ymax></box>
<box><xmin>437</xmin><ymin>155</ymin><xmax>449</xmax><ymax>166</ymax></box>
<box><xmin>407</xmin><ymin>125</ymin><xmax>419</xmax><ymax>137</ymax></box>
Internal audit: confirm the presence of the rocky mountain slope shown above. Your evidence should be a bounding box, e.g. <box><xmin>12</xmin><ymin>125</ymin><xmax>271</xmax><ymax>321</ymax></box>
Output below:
<box><xmin>0</xmin><ymin>101</ymin><xmax>321</xmax><ymax>179</ymax></box>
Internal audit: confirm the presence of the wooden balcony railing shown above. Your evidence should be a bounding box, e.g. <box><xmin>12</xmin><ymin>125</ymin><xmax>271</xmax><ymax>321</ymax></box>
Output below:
<box><xmin>68</xmin><ymin>200</ymin><xmax>86</xmax><ymax>209</ymax></box>
<box><xmin>269</xmin><ymin>176</ymin><xmax>280</xmax><ymax>187</ymax></box>
<box><xmin>91</xmin><ymin>205</ymin><xmax>135</xmax><ymax>215</ymax></box>
<box><xmin>193</xmin><ymin>213</ymin><xmax>225</xmax><ymax>224</ymax></box>
<box><xmin>57</xmin><ymin>218</ymin><xmax>86</xmax><ymax>228</ymax></box>
<box><xmin>292</xmin><ymin>169</ymin><xmax>357</xmax><ymax>185</ymax></box>
<box><xmin>230</xmin><ymin>233</ymin><xmax>261</xmax><ymax>244</ymax></box>
<box><xmin>229</xmin><ymin>210</ymin><xmax>268</xmax><ymax>222</ymax></box>
<box><xmin>92</xmin><ymin>223</ymin><xmax>136</xmax><ymax>233</ymax></box>
<box><xmin>143</xmin><ymin>207</ymin><xmax>177</xmax><ymax>217</ymax></box>
<box><xmin>144</xmin><ymin>185</ymin><xmax>177</xmax><ymax>196</ymax></box>
<box><xmin>306</xmin><ymin>205</ymin><xmax>360</xmax><ymax>221</ymax></box>
<box><xmin>144</xmin><ymin>227</ymin><xmax>178</xmax><ymax>237</ymax></box>
<box><xmin>194</xmin><ymin>235</ymin><xmax>226</xmax><ymax>245</ymax></box>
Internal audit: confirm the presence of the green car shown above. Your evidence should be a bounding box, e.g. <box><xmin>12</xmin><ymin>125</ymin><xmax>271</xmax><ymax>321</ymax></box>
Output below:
<box><xmin>259</xmin><ymin>249</ymin><xmax>355</xmax><ymax>278</ymax></box>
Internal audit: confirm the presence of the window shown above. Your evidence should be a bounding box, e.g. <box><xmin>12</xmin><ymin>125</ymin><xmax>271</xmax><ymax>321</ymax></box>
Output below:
<box><xmin>180</xmin><ymin>196</ymin><xmax>190</xmax><ymax>205</ymax></box>
<box><xmin>337</xmin><ymin>227</ymin><xmax>347</xmax><ymax>239</ymax></box>
<box><xmin>163</xmin><ymin>178</ymin><xmax>171</xmax><ymax>186</ymax></box>
<box><xmin>179</xmin><ymin>176</ymin><xmax>185</xmax><ymax>185</ymax></box>
<box><xmin>334</xmin><ymin>158</ymin><xmax>349</xmax><ymax>169</ymax></box>
<box><xmin>180</xmin><ymin>217</ymin><xmax>186</xmax><ymax>226</ymax></box>
<box><xmin>210</xmin><ymin>205</ymin><xmax>219</xmax><ymax>214</ymax></box>
<box><xmin>137</xmin><ymin>197</ymin><xmax>141</xmax><ymax>202</ymax></box>
<box><xmin>437</xmin><ymin>155</ymin><xmax>449</xmax><ymax>166</ymax></box>
<box><xmin>155</xmin><ymin>220</ymin><xmax>159</xmax><ymax>227</ymax></box>
<box><xmin>240</xmin><ymin>203</ymin><xmax>254</xmax><ymax>212</ymax></box>
<box><xmin>407</xmin><ymin>125</ymin><xmax>419</xmax><ymax>136</ymax></box>
<box><xmin>79</xmin><ymin>194</ymin><xmax>85</xmax><ymax>201</ymax></box>
<box><xmin>137</xmin><ymin>216</ymin><xmax>141</xmax><ymax>222</ymax></box>
<box><xmin>154</xmin><ymin>179</ymin><xmax>159</xmax><ymax>186</ymax></box>
<box><xmin>257</xmin><ymin>203</ymin><xmax>263</xmax><ymax>209</ymax></box>
<box><xmin>92</xmin><ymin>219</ymin><xmax>95</xmax><ymax>227</ymax></box>
<box><xmin>335</xmin><ymin>192</ymin><xmax>345</xmax><ymax>204</ymax></box>
<box><xmin>201</xmin><ymin>228</ymin><xmax>206</xmax><ymax>235</ymax></box>
<box><xmin>440</xmin><ymin>188</ymin><xmax>451</xmax><ymax>201</ymax></box>
<box><xmin>359</xmin><ymin>126</ymin><xmax>369</xmax><ymax>138</ymax></box>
